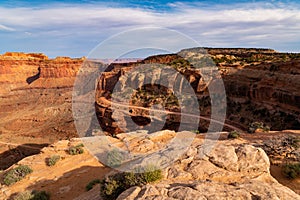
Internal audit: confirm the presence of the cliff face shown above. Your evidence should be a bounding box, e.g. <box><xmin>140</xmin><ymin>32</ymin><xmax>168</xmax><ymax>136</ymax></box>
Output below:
<box><xmin>212</xmin><ymin>50</ymin><xmax>300</xmax><ymax>130</ymax></box>
<box><xmin>1</xmin><ymin>49</ymin><xmax>299</xmax><ymax>139</ymax></box>
<box><xmin>0</xmin><ymin>52</ymin><xmax>84</xmax><ymax>140</ymax></box>
<box><xmin>96</xmin><ymin>48</ymin><xmax>300</xmax><ymax>135</ymax></box>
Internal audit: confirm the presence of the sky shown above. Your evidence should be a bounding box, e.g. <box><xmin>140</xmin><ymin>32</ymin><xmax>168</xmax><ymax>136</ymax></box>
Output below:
<box><xmin>0</xmin><ymin>0</ymin><xmax>300</xmax><ymax>58</ymax></box>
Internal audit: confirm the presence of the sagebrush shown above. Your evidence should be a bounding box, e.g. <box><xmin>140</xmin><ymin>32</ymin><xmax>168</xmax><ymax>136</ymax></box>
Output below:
<box><xmin>46</xmin><ymin>155</ymin><xmax>60</xmax><ymax>166</ymax></box>
<box><xmin>100</xmin><ymin>166</ymin><xmax>163</xmax><ymax>200</ymax></box>
<box><xmin>3</xmin><ymin>165</ymin><xmax>33</xmax><ymax>186</ymax></box>
<box><xmin>282</xmin><ymin>162</ymin><xmax>300</xmax><ymax>179</ymax></box>
<box><xmin>228</xmin><ymin>130</ymin><xmax>240</xmax><ymax>139</ymax></box>
<box><xmin>68</xmin><ymin>143</ymin><xmax>84</xmax><ymax>155</ymax></box>
<box><xmin>14</xmin><ymin>190</ymin><xmax>50</xmax><ymax>200</ymax></box>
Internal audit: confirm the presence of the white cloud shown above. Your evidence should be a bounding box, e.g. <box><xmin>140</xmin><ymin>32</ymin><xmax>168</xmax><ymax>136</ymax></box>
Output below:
<box><xmin>0</xmin><ymin>24</ymin><xmax>15</xmax><ymax>31</ymax></box>
<box><xmin>0</xmin><ymin>2</ymin><xmax>299</xmax><ymax>56</ymax></box>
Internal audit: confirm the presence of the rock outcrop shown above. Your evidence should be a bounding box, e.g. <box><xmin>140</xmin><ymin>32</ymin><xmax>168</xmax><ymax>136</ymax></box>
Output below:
<box><xmin>111</xmin><ymin>131</ymin><xmax>300</xmax><ymax>200</ymax></box>
<box><xmin>95</xmin><ymin>48</ymin><xmax>300</xmax><ymax>135</ymax></box>
<box><xmin>1</xmin><ymin>130</ymin><xmax>299</xmax><ymax>200</ymax></box>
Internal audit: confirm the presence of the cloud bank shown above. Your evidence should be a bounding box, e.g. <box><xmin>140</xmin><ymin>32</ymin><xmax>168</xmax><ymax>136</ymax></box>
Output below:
<box><xmin>0</xmin><ymin>2</ymin><xmax>299</xmax><ymax>57</ymax></box>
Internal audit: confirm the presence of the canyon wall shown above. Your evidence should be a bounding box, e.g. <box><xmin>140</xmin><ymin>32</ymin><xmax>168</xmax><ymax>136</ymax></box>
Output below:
<box><xmin>0</xmin><ymin>52</ymin><xmax>84</xmax><ymax>140</ymax></box>
<box><xmin>95</xmin><ymin>48</ymin><xmax>300</xmax><ymax>134</ymax></box>
<box><xmin>0</xmin><ymin>49</ymin><xmax>299</xmax><ymax>139</ymax></box>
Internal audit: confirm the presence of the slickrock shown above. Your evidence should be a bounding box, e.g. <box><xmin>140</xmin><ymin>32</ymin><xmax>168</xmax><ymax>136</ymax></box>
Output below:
<box><xmin>0</xmin><ymin>130</ymin><xmax>299</xmax><ymax>200</ymax></box>
<box><xmin>116</xmin><ymin>133</ymin><xmax>300</xmax><ymax>200</ymax></box>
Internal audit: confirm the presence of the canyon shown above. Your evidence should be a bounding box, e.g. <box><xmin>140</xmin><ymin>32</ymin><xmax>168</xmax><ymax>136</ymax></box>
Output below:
<box><xmin>95</xmin><ymin>48</ymin><xmax>300</xmax><ymax>135</ymax></box>
<box><xmin>0</xmin><ymin>49</ymin><xmax>299</xmax><ymax>199</ymax></box>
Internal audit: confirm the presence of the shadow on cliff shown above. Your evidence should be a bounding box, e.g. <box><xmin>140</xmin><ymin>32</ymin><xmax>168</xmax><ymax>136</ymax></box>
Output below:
<box><xmin>26</xmin><ymin>67</ymin><xmax>40</xmax><ymax>84</ymax></box>
<box><xmin>8</xmin><ymin>165</ymin><xmax>110</xmax><ymax>200</ymax></box>
<box><xmin>0</xmin><ymin>143</ymin><xmax>48</xmax><ymax>170</ymax></box>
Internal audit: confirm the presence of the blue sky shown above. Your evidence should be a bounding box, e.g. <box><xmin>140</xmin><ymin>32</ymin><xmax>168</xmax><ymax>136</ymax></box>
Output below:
<box><xmin>0</xmin><ymin>0</ymin><xmax>299</xmax><ymax>57</ymax></box>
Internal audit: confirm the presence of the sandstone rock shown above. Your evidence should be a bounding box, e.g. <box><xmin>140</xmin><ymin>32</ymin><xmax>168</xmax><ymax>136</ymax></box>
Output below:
<box><xmin>168</xmin><ymin>186</ymin><xmax>205</xmax><ymax>200</ymax></box>
<box><xmin>207</xmin><ymin>145</ymin><xmax>239</xmax><ymax>171</ymax></box>
<box><xmin>116</xmin><ymin>186</ymin><xmax>141</xmax><ymax>200</ymax></box>
<box><xmin>117</xmin><ymin>137</ymin><xmax>300</xmax><ymax>200</ymax></box>
<box><xmin>236</xmin><ymin>145</ymin><xmax>269</xmax><ymax>173</ymax></box>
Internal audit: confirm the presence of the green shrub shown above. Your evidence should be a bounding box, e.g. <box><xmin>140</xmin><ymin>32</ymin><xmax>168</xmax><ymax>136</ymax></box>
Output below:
<box><xmin>14</xmin><ymin>190</ymin><xmax>33</xmax><ymax>200</ymax></box>
<box><xmin>31</xmin><ymin>190</ymin><xmax>50</xmax><ymax>200</ymax></box>
<box><xmin>133</xmin><ymin>165</ymin><xmax>163</xmax><ymax>185</ymax></box>
<box><xmin>228</xmin><ymin>130</ymin><xmax>240</xmax><ymax>139</ymax></box>
<box><xmin>191</xmin><ymin>130</ymin><xmax>200</xmax><ymax>134</ymax></box>
<box><xmin>3</xmin><ymin>165</ymin><xmax>33</xmax><ymax>186</ymax></box>
<box><xmin>14</xmin><ymin>190</ymin><xmax>50</xmax><ymax>200</ymax></box>
<box><xmin>107</xmin><ymin>149</ymin><xmax>124</xmax><ymax>168</ymax></box>
<box><xmin>282</xmin><ymin>162</ymin><xmax>300</xmax><ymax>179</ymax></box>
<box><xmin>100</xmin><ymin>166</ymin><xmax>163</xmax><ymax>200</ymax></box>
<box><xmin>86</xmin><ymin>179</ymin><xmax>101</xmax><ymax>191</ymax></box>
<box><xmin>285</xmin><ymin>136</ymin><xmax>300</xmax><ymax>148</ymax></box>
<box><xmin>68</xmin><ymin>143</ymin><xmax>84</xmax><ymax>155</ymax></box>
<box><xmin>46</xmin><ymin>155</ymin><xmax>60</xmax><ymax>166</ymax></box>
<box><xmin>248</xmin><ymin>122</ymin><xmax>270</xmax><ymax>133</ymax></box>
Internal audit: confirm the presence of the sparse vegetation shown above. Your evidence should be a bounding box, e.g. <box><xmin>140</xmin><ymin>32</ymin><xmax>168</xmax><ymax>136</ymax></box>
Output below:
<box><xmin>68</xmin><ymin>143</ymin><xmax>84</xmax><ymax>155</ymax></box>
<box><xmin>283</xmin><ymin>135</ymin><xmax>300</xmax><ymax>148</ymax></box>
<box><xmin>86</xmin><ymin>179</ymin><xmax>101</xmax><ymax>191</ymax></box>
<box><xmin>248</xmin><ymin>122</ymin><xmax>270</xmax><ymax>133</ymax></box>
<box><xmin>107</xmin><ymin>148</ymin><xmax>124</xmax><ymax>168</ymax></box>
<box><xmin>31</xmin><ymin>191</ymin><xmax>50</xmax><ymax>200</ymax></box>
<box><xmin>46</xmin><ymin>155</ymin><xmax>60</xmax><ymax>166</ymax></box>
<box><xmin>228</xmin><ymin>130</ymin><xmax>240</xmax><ymax>139</ymax></box>
<box><xmin>14</xmin><ymin>190</ymin><xmax>33</xmax><ymax>200</ymax></box>
<box><xmin>191</xmin><ymin>129</ymin><xmax>200</xmax><ymax>134</ymax></box>
<box><xmin>3</xmin><ymin>165</ymin><xmax>33</xmax><ymax>186</ymax></box>
<box><xmin>14</xmin><ymin>190</ymin><xmax>50</xmax><ymax>200</ymax></box>
<box><xmin>100</xmin><ymin>165</ymin><xmax>163</xmax><ymax>200</ymax></box>
<box><xmin>282</xmin><ymin>162</ymin><xmax>300</xmax><ymax>179</ymax></box>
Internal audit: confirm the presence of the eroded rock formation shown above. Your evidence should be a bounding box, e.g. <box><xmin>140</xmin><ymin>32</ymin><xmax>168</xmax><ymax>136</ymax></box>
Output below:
<box><xmin>95</xmin><ymin>48</ymin><xmax>300</xmax><ymax>135</ymax></box>
<box><xmin>0</xmin><ymin>52</ymin><xmax>84</xmax><ymax>139</ymax></box>
<box><xmin>1</xmin><ymin>130</ymin><xmax>299</xmax><ymax>200</ymax></box>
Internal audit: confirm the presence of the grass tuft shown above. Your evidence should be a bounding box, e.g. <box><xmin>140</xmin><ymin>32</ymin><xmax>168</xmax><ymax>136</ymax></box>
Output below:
<box><xmin>68</xmin><ymin>143</ymin><xmax>84</xmax><ymax>155</ymax></box>
<box><xmin>100</xmin><ymin>165</ymin><xmax>163</xmax><ymax>200</ymax></box>
<box><xmin>46</xmin><ymin>155</ymin><xmax>60</xmax><ymax>166</ymax></box>
<box><xmin>3</xmin><ymin>165</ymin><xmax>33</xmax><ymax>186</ymax></box>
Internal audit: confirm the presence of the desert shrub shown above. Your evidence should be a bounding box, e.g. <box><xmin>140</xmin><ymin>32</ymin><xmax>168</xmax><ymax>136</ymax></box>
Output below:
<box><xmin>14</xmin><ymin>190</ymin><xmax>33</xmax><ymax>200</ymax></box>
<box><xmin>31</xmin><ymin>190</ymin><xmax>50</xmax><ymax>200</ymax></box>
<box><xmin>191</xmin><ymin>130</ymin><xmax>200</xmax><ymax>134</ymax></box>
<box><xmin>248</xmin><ymin>122</ymin><xmax>270</xmax><ymax>133</ymax></box>
<box><xmin>14</xmin><ymin>190</ymin><xmax>50</xmax><ymax>200</ymax></box>
<box><xmin>68</xmin><ymin>143</ymin><xmax>84</xmax><ymax>155</ymax></box>
<box><xmin>107</xmin><ymin>149</ymin><xmax>124</xmax><ymax>168</ymax></box>
<box><xmin>100</xmin><ymin>175</ymin><xmax>123</xmax><ymax>200</ymax></box>
<box><xmin>134</xmin><ymin>165</ymin><xmax>163</xmax><ymax>185</ymax></box>
<box><xmin>86</xmin><ymin>179</ymin><xmax>101</xmax><ymax>191</ymax></box>
<box><xmin>3</xmin><ymin>165</ymin><xmax>33</xmax><ymax>186</ymax></box>
<box><xmin>284</xmin><ymin>135</ymin><xmax>300</xmax><ymax>148</ymax></box>
<box><xmin>270</xmin><ymin>64</ymin><xmax>279</xmax><ymax>72</ymax></box>
<box><xmin>46</xmin><ymin>155</ymin><xmax>60</xmax><ymax>166</ymax></box>
<box><xmin>282</xmin><ymin>162</ymin><xmax>300</xmax><ymax>179</ymax></box>
<box><xmin>228</xmin><ymin>130</ymin><xmax>240</xmax><ymax>139</ymax></box>
<box><xmin>100</xmin><ymin>166</ymin><xmax>163</xmax><ymax>200</ymax></box>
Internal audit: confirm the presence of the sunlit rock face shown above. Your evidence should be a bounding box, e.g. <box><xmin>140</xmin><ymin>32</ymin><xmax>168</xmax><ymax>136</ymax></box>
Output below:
<box><xmin>95</xmin><ymin>48</ymin><xmax>300</xmax><ymax>136</ymax></box>
<box><xmin>0</xmin><ymin>48</ymin><xmax>299</xmax><ymax>139</ymax></box>
<box><xmin>0</xmin><ymin>52</ymin><xmax>84</xmax><ymax>139</ymax></box>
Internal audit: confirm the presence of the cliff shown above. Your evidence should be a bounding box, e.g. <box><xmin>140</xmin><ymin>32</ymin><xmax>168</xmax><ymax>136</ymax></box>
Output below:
<box><xmin>95</xmin><ymin>48</ymin><xmax>300</xmax><ymax>135</ymax></box>
<box><xmin>0</xmin><ymin>52</ymin><xmax>84</xmax><ymax>140</ymax></box>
